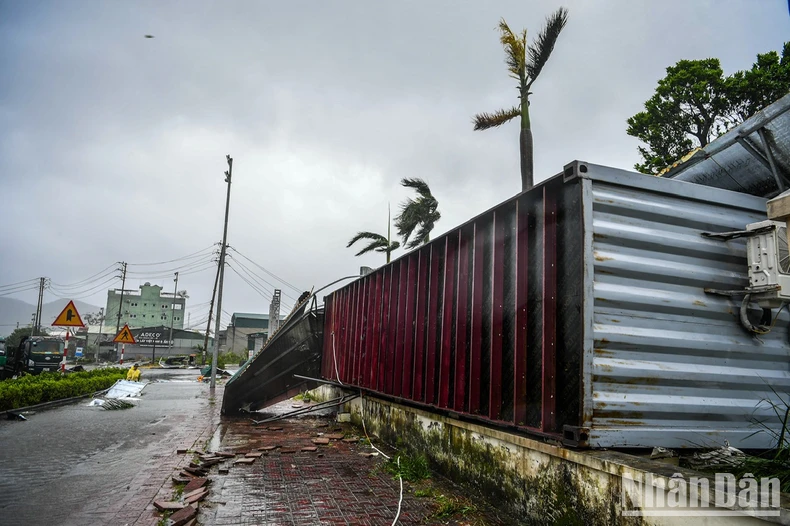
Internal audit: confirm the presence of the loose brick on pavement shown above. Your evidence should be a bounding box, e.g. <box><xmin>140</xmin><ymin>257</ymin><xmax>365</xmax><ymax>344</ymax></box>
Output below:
<box><xmin>197</xmin><ymin>398</ymin><xmax>513</xmax><ymax>526</ymax></box>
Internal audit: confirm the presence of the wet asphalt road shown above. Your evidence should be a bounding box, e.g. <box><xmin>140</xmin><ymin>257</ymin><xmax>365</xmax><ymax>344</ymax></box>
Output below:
<box><xmin>0</xmin><ymin>369</ymin><xmax>218</xmax><ymax>526</ymax></box>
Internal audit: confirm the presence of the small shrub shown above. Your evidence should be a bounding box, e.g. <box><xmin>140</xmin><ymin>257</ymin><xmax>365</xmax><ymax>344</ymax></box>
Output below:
<box><xmin>432</xmin><ymin>494</ymin><xmax>477</xmax><ymax>521</ymax></box>
<box><xmin>0</xmin><ymin>368</ymin><xmax>125</xmax><ymax>411</ymax></box>
<box><xmin>384</xmin><ymin>454</ymin><xmax>431</xmax><ymax>483</ymax></box>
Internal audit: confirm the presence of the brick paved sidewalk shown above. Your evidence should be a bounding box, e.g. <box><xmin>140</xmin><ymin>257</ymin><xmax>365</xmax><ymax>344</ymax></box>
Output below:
<box><xmin>191</xmin><ymin>400</ymin><xmax>511</xmax><ymax>526</ymax></box>
<box><xmin>125</xmin><ymin>385</ymin><xmax>223</xmax><ymax>526</ymax></box>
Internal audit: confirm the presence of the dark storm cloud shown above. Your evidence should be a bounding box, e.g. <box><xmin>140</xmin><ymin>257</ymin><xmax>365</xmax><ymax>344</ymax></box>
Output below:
<box><xmin>0</xmin><ymin>0</ymin><xmax>787</xmax><ymax>329</ymax></box>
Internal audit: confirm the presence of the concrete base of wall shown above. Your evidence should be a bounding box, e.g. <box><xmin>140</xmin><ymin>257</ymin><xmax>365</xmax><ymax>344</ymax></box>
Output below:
<box><xmin>313</xmin><ymin>385</ymin><xmax>789</xmax><ymax>525</ymax></box>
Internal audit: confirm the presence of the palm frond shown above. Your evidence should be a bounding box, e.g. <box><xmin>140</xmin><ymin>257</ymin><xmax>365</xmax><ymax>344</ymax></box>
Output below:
<box><xmin>354</xmin><ymin>238</ymin><xmax>388</xmax><ymax>257</ymax></box>
<box><xmin>498</xmin><ymin>19</ymin><xmax>526</xmax><ymax>81</ymax></box>
<box><xmin>473</xmin><ymin>106</ymin><xmax>521</xmax><ymax>130</ymax></box>
<box><xmin>526</xmin><ymin>7</ymin><xmax>569</xmax><ymax>86</ymax></box>
<box><xmin>346</xmin><ymin>231</ymin><xmax>386</xmax><ymax>248</ymax></box>
<box><xmin>400</xmin><ymin>177</ymin><xmax>433</xmax><ymax>200</ymax></box>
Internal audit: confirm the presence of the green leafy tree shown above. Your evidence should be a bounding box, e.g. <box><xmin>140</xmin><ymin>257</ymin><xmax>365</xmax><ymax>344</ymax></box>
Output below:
<box><xmin>627</xmin><ymin>59</ymin><xmax>733</xmax><ymax>175</ymax></box>
<box><xmin>473</xmin><ymin>8</ymin><xmax>569</xmax><ymax>191</ymax></box>
<box><xmin>347</xmin><ymin>206</ymin><xmax>400</xmax><ymax>263</ymax></box>
<box><xmin>729</xmin><ymin>42</ymin><xmax>790</xmax><ymax>121</ymax></box>
<box><xmin>5</xmin><ymin>326</ymin><xmax>48</xmax><ymax>350</ymax></box>
<box><xmin>394</xmin><ymin>178</ymin><xmax>441</xmax><ymax>249</ymax></box>
<box><xmin>627</xmin><ymin>44</ymin><xmax>790</xmax><ymax>175</ymax></box>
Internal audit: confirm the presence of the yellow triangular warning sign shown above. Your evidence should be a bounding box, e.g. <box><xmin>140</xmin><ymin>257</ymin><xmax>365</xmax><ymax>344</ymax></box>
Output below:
<box><xmin>52</xmin><ymin>300</ymin><xmax>85</xmax><ymax>327</ymax></box>
<box><xmin>113</xmin><ymin>324</ymin><xmax>136</xmax><ymax>344</ymax></box>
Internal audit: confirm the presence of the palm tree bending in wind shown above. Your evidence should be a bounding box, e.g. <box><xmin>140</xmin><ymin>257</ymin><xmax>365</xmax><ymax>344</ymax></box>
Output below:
<box><xmin>346</xmin><ymin>205</ymin><xmax>400</xmax><ymax>264</ymax></box>
<box><xmin>473</xmin><ymin>8</ymin><xmax>569</xmax><ymax>192</ymax></box>
<box><xmin>394</xmin><ymin>178</ymin><xmax>441</xmax><ymax>250</ymax></box>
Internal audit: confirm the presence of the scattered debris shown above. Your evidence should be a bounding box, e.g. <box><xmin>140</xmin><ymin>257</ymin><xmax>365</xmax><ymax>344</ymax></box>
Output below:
<box><xmin>337</xmin><ymin>412</ymin><xmax>351</xmax><ymax>422</ymax></box>
<box><xmin>268</xmin><ymin>426</ymin><xmax>283</xmax><ymax>431</ymax></box>
<box><xmin>325</xmin><ymin>433</ymin><xmax>345</xmax><ymax>440</ymax></box>
<box><xmin>182</xmin><ymin>477</ymin><xmax>208</xmax><ymax>493</ymax></box>
<box><xmin>650</xmin><ymin>447</ymin><xmax>678</xmax><ymax>460</ymax></box>
<box><xmin>6</xmin><ymin>412</ymin><xmax>27</xmax><ymax>421</ymax></box>
<box><xmin>234</xmin><ymin>457</ymin><xmax>255</xmax><ymax>465</ymax></box>
<box><xmin>167</xmin><ymin>504</ymin><xmax>197</xmax><ymax>526</ymax></box>
<box><xmin>105</xmin><ymin>380</ymin><xmax>147</xmax><ymax>399</ymax></box>
<box><xmin>258</xmin><ymin>445</ymin><xmax>278</xmax><ymax>451</ymax></box>
<box><xmin>245</xmin><ymin>452</ymin><xmax>263</xmax><ymax>458</ymax></box>
<box><xmin>312</xmin><ymin>438</ymin><xmax>330</xmax><ymax>445</ymax></box>
<box><xmin>101</xmin><ymin>399</ymin><xmax>135</xmax><ymax>410</ymax></box>
<box><xmin>177</xmin><ymin>448</ymin><xmax>188</xmax><ymax>454</ymax></box>
<box><xmin>301</xmin><ymin>446</ymin><xmax>318</xmax><ymax>452</ymax></box>
<box><xmin>681</xmin><ymin>443</ymin><xmax>746</xmax><ymax>470</ymax></box>
<box><xmin>184</xmin><ymin>488</ymin><xmax>209</xmax><ymax>505</ymax></box>
<box><xmin>172</xmin><ymin>474</ymin><xmax>191</xmax><ymax>484</ymax></box>
<box><xmin>154</xmin><ymin>500</ymin><xmax>185</xmax><ymax>512</ymax></box>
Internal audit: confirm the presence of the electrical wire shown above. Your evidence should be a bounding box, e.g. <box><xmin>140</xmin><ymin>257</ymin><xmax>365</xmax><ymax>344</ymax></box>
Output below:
<box><xmin>50</xmin><ymin>263</ymin><xmax>119</xmax><ymax>288</ymax></box>
<box><xmin>126</xmin><ymin>244</ymin><xmax>219</xmax><ymax>267</ymax></box>
<box><xmin>0</xmin><ymin>277</ymin><xmax>40</xmax><ymax>290</ymax></box>
<box><xmin>226</xmin><ymin>254</ymin><xmax>298</xmax><ymax>304</ymax></box>
<box><xmin>226</xmin><ymin>246</ymin><xmax>301</xmax><ymax>293</ymax></box>
<box><xmin>226</xmin><ymin>263</ymin><xmax>273</xmax><ymax>303</ymax></box>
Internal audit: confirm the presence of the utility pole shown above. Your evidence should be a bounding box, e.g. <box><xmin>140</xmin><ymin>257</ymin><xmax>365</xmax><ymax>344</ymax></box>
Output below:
<box><xmin>33</xmin><ymin>277</ymin><xmax>45</xmax><ymax>335</ymax></box>
<box><xmin>269</xmin><ymin>289</ymin><xmax>281</xmax><ymax>338</ymax></box>
<box><xmin>168</xmin><ymin>272</ymin><xmax>179</xmax><ymax>358</ymax></box>
<box><xmin>115</xmin><ymin>262</ymin><xmax>127</xmax><ymax>361</ymax></box>
<box><xmin>202</xmin><ymin>250</ymin><xmax>221</xmax><ymax>365</ymax></box>
<box><xmin>211</xmin><ymin>155</ymin><xmax>233</xmax><ymax>390</ymax></box>
<box><xmin>96</xmin><ymin>307</ymin><xmax>104</xmax><ymax>362</ymax></box>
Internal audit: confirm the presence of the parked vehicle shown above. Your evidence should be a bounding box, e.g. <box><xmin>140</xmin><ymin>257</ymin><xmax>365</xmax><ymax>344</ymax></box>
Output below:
<box><xmin>158</xmin><ymin>354</ymin><xmax>197</xmax><ymax>369</ymax></box>
<box><xmin>1</xmin><ymin>336</ymin><xmax>65</xmax><ymax>379</ymax></box>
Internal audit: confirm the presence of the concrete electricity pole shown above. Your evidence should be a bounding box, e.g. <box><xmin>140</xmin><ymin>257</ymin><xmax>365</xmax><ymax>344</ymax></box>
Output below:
<box><xmin>96</xmin><ymin>307</ymin><xmax>104</xmax><ymax>362</ymax></box>
<box><xmin>202</xmin><ymin>251</ymin><xmax>221</xmax><ymax>365</ymax></box>
<box><xmin>115</xmin><ymin>262</ymin><xmax>127</xmax><ymax>361</ymax></box>
<box><xmin>167</xmin><ymin>271</ymin><xmax>179</xmax><ymax>356</ymax></box>
<box><xmin>211</xmin><ymin>155</ymin><xmax>233</xmax><ymax>390</ymax></box>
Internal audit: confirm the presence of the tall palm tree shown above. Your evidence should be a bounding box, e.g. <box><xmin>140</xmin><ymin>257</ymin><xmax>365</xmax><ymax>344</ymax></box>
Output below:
<box><xmin>347</xmin><ymin>205</ymin><xmax>400</xmax><ymax>263</ymax></box>
<box><xmin>473</xmin><ymin>8</ymin><xmax>569</xmax><ymax>191</ymax></box>
<box><xmin>394</xmin><ymin>178</ymin><xmax>441</xmax><ymax>249</ymax></box>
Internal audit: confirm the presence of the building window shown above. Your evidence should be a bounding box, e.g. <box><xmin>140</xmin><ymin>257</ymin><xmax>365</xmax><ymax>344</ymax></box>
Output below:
<box><xmin>175</xmin><ymin>304</ymin><xmax>182</xmax><ymax>310</ymax></box>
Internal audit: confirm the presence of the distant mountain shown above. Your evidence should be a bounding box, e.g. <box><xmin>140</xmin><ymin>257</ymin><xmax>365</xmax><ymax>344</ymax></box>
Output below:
<box><xmin>0</xmin><ymin>297</ymin><xmax>102</xmax><ymax>337</ymax></box>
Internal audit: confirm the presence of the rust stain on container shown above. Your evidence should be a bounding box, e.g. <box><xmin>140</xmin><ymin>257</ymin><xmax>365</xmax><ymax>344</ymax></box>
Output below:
<box><xmin>693</xmin><ymin>300</ymin><xmax>706</xmax><ymax>307</ymax></box>
<box><xmin>594</xmin><ymin>252</ymin><xmax>613</xmax><ymax>262</ymax></box>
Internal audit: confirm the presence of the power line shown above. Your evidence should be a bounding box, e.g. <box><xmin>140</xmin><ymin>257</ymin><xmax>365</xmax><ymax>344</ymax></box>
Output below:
<box><xmin>226</xmin><ymin>263</ymin><xmax>274</xmax><ymax>303</ymax></box>
<box><xmin>126</xmin><ymin>244</ymin><xmax>219</xmax><ymax>267</ymax></box>
<box><xmin>50</xmin><ymin>263</ymin><xmax>119</xmax><ymax>288</ymax></box>
<box><xmin>0</xmin><ymin>277</ymin><xmax>40</xmax><ymax>290</ymax></box>
<box><xmin>226</xmin><ymin>246</ymin><xmax>301</xmax><ymax>293</ymax></box>
<box><xmin>226</xmin><ymin>253</ymin><xmax>298</xmax><ymax>303</ymax></box>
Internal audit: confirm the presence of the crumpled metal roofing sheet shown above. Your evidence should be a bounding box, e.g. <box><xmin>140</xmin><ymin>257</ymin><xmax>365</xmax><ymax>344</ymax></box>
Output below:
<box><xmin>664</xmin><ymin>93</ymin><xmax>790</xmax><ymax>197</ymax></box>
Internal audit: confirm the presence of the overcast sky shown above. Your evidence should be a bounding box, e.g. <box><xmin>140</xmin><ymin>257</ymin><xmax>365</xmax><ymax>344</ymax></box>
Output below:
<box><xmin>1</xmin><ymin>0</ymin><xmax>788</xmax><ymax>331</ymax></box>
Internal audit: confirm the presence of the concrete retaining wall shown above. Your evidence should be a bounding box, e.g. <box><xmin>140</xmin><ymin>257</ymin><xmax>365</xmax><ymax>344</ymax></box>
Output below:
<box><xmin>314</xmin><ymin>385</ymin><xmax>788</xmax><ymax>525</ymax></box>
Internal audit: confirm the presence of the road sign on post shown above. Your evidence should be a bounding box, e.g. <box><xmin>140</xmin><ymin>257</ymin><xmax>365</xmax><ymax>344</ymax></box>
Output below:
<box><xmin>113</xmin><ymin>325</ymin><xmax>136</xmax><ymax>344</ymax></box>
<box><xmin>52</xmin><ymin>300</ymin><xmax>85</xmax><ymax>327</ymax></box>
<box><xmin>113</xmin><ymin>324</ymin><xmax>136</xmax><ymax>365</ymax></box>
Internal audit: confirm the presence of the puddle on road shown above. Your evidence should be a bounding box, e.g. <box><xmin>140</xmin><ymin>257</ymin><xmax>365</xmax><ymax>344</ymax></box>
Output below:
<box><xmin>208</xmin><ymin>423</ymin><xmax>223</xmax><ymax>452</ymax></box>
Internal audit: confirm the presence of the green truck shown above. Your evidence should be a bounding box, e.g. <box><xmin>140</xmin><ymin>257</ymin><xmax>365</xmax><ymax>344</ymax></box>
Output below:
<box><xmin>1</xmin><ymin>336</ymin><xmax>65</xmax><ymax>379</ymax></box>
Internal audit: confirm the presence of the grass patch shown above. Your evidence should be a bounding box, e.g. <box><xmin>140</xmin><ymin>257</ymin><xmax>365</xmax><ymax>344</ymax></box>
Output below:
<box><xmin>0</xmin><ymin>368</ymin><xmax>126</xmax><ymax>411</ymax></box>
<box><xmin>384</xmin><ymin>454</ymin><xmax>431</xmax><ymax>483</ymax></box>
<box><xmin>293</xmin><ymin>391</ymin><xmax>318</xmax><ymax>402</ymax></box>
<box><xmin>433</xmin><ymin>493</ymin><xmax>477</xmax><ymax>521</ymax></box>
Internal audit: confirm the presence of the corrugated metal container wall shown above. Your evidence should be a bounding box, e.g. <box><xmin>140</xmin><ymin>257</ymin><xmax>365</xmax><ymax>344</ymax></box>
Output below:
<box><xmin>322</xmin><ymin>161</ymin><xmax>790</xmax><ymax>448</ymax></box>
